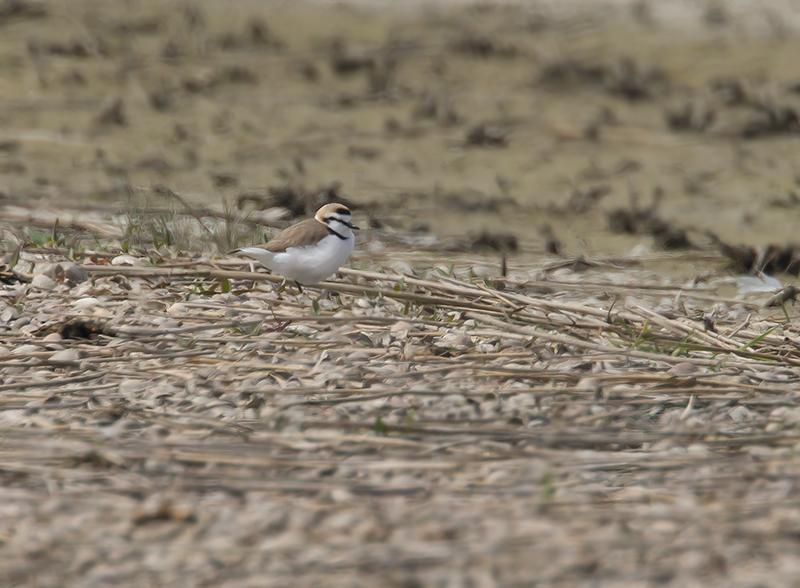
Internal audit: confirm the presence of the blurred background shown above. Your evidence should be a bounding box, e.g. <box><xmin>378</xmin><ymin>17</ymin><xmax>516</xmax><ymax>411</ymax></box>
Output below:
<box><xmin>3</xmin><ymin>0</ymin><xmax>800</xmax><ymax>264</ymax></box>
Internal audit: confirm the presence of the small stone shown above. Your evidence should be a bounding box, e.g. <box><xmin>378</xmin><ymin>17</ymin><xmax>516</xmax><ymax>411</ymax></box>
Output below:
<box><xmin>73</xmin><ymin>297</ymin><xmax>100</xmax><ymax>309</ymax></box>
<box><xmin>31</xmin><ymin>274</ymin><xmax>56</xmax><ymax>290</ymax></box>
<box><xmin>668</xmin><ymin>361</ymin><xmax>699</xmax><ymax>376</ymax></box>
<box><xmin>167</xmin><ymin>303</ymin><xmax>188</xmax><ymax>315</ymax></box>
<box><xmin>355</xmin><ymin>298</ymin><xmax>372</xmax><ymax>309</ymax></box>
<box><xmin>287</xmin><ymin>324</ymin><xmax>316</xmax><ymax>336</ymax></box>
<box><xmin>471</xmin><ymin>264</ymin><xmax>493</xmax><ymax>278</ymax></box>
<box><xmin>686</xmin><ymin>443</ymin><xmax>710</xmax><ymax>456</ymax></box>
<box><xmin>10</xmin><ymin>317</ymin><xmax>29</xmax><ymax>330</ymax></box>
<box><xmin>43</xmin><ymin>333</ymin><xmax>62</xmax><ymax>342</ymax></box>
<box><xmin>390</xmin><ymin>321</ymin><xmax>412</xmax><ymax>340</ymax></box>
<box><xmin>50</xmin><ymin>348</ymin><xmax>81</xmax><ymax>362</ymax></box>
<box><xmin>64</xmin><ymin>264</ymin><xmax>89</xmax><ymax>284</ymax></box>
<box><xmin>34</xmin><ymin>262</ymin><xmax>58</xmax><ymax>276</ymax></box>
<box><xmin>1</xmin><ymin>306</ymin><xmax>19</xmax><ymax>322</ymax></box>
<box><xmin>11</xmin><ymin>344</ymin><xmax>40</xmax><ymax>355</ymax></box>
<box><xmin>111</xmin><ymin>255</ymin><xmax>141</xmax><ymax>266</ymax></box>
<box><xmin>729</xmin><ymin>405</ymin><xmax>756</xmax><ymax>423</ymax></box>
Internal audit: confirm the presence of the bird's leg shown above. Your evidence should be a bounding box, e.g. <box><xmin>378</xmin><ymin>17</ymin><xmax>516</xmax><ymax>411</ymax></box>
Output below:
<box><xmin>293</xmin><ymin>280</ymin><xmax>304</xmax><ymax>294</ymax></box>
<box><xmin>274</xmin><ymin>278</ymin><xmax>287</xmax><ymax>298</ymax></box>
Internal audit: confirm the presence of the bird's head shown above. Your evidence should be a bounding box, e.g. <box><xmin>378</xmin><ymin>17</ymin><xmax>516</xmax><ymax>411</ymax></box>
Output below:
<box><xmin>315</xmin><ymin>203</ymin><xmax>360</xmax><ymax>233</ymax></box>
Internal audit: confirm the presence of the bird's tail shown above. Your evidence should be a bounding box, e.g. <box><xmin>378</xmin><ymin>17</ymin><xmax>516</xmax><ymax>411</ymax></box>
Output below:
<box><xmin>231</xmin><ymin>247</ymin><xmax>275</xmax><ymax>262</ymax></box>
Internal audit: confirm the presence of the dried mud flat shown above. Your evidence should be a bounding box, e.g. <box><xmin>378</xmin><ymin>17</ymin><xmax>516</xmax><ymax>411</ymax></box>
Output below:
<box><xmin>3</xmin><ymin>0</ymin><xmax>800</xmax><ymax>587</ymax></box>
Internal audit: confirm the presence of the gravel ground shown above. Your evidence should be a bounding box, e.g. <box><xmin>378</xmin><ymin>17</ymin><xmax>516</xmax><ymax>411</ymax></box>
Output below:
<box><xmin>2</xmin><ymin>247</ymin><xmax>800</xmax><ymax>586</ymax></box>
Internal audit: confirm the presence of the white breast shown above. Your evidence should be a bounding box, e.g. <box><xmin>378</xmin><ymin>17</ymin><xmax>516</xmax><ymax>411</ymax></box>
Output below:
<box><xmin>269</xmin><ymin>234</ymin><xmax>354</xmax><ymax>284</ymax></box>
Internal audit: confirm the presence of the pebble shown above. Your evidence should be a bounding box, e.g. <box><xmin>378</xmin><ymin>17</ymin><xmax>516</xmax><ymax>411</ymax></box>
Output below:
<box><xmin>50</xmin><ymin>349</ymin><xmax>81</xmax><ymax>362</ymax></box>
<box><xmin>43</xmin><ymin>333</ymin><xmax>62</xmax><ymax>342</ymax></box>
<box><xmin>12</xmin><ymin>344</ymin><xmax>40</xmax><ymax>355</ymax></box>
<box><xmin>1</xmin><ymin>305</ymin><xmax>19</xmax><ymax>322</ymax></box>
<box><xmin>287</xmin><ymin>324</ymin><xmax>317</xmax><ymax>336</ymax></box>
<box><xmin>33</xmin><ymin>262</ymin><xmax>58</xmax><ymax>276</ymax></box>
<box><xmin>354</xmin><ymin>298</ymin><xmax>373</xmax><ymax>309</ymax></box>
<box><xmin>31</xmin><ymin>274</ymin><xmax>56</xmax><ymax>290</ymax></box>
<box><xmin>64</xmin><ymin>264</ymin><xmax>89</xmax><ymax>284</ymax></box>
<box><xmin>167</xmin><ymin>303</ymin><xmax>188</xmax><ymax>315</ymax></box>
<box><xmin>111</xmin><ymin>255</ymin><xmax>141</xmax><ymax>266</ymax></box>
<box><xmin>668</xmin><ymin>361</ymin><xmax>699</xmax><ymax>376</ymax></box>
<box><xmin>10</xmin><ymin>317</ymin><xmax>30</xmax><ymax>330</ymax></box>
<box><xmin>73</xmin><ymin>297</ymin><xmax>100</xmax><ymax>309</ymax></box>
<box><xmin>471</xmin><ymin>264</ymin><xmax>493</xmax><ymax>278</ymax></box>
<box><xmin>729</xmin><ymin>405</ymin><xmax>756</xmax><ymax>423</ymax></box>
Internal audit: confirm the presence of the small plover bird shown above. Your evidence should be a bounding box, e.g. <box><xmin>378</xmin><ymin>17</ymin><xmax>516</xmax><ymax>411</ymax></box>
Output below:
<box><xmin>231</xmin><ymin>203</ymin><xmax>359</xmax><ymax>287</ymax></box>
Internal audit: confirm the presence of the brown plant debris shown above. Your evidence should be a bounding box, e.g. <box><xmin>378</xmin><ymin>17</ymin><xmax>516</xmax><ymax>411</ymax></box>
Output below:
<box><xmin>463</xmin><ymin>230</ymin><xmax>519</xmax><ymax>252</ymax></box>
<box><xmin>0</xmin><ymin>0</ymin><xmax>46</xmax><ymax>23</ymax></box>
<box><xmin>236</xmin><ymin>181</ymin><xmax>355</xmax><ymax>218</ymax></box>
<box><xmin>538</xmin><ymin>57</ymin><xmax>669</xmax><ymax>101</ymax></box>
<box><xmin>94</xmin><ymin>97</ymin><xmax>127</xmax><ymax>127</ymax></box>
<box><xmin>464</xmin><ymin>123</ymin><xmax>508</xmax><ymax>147</ymax></box>
<box><xmin>607</xmin><ymin>194</ymin><xmax>692</xmax><ymax>250</ymax></box>
<box><xmin>709</xmin><ymin>233</ymin><xmax>800</xmax><ymax>275</ymax></box>
<box><xmin>449</xmin><ymin>34</ymin><xmax>519</xmax><ymax>59</ymax></box>
<box><xmin>763</xmin><ymin>285</ymin><xmax>799</xmax><ymax>308</ymax></box>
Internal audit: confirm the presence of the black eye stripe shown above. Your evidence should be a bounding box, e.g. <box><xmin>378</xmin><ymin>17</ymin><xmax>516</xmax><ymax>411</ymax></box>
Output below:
<box><xmin>335</xmin><ymin>207</ymin><xmax>350</xmax><ymax>215</ymax></box>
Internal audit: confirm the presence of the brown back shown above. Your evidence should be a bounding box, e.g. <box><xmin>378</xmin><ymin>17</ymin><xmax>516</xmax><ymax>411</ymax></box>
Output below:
<box><xmin>255</xmin><ymin>218</ymin><xmax>331</xmax><ymax>253</ymax></box>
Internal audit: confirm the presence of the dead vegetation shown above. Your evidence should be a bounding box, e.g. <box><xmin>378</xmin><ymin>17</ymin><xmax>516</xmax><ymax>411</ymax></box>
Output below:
<box><xmin>607</xmin><ymin>191</ymin><xmax>693</xmax><ymax>250</ymax></box>
<box><xmin>710</xmin><ymin>232</ymin><xmax>800</xmax><ymax>276</ymax></box>
<box><xmin>237</xmin><ymin>181</ymin><xmax>356</xmax><ymax>219</ymax></box>
<box><xmin>538</xmin><ymin>57</ymin><xmax>669</xmax><ymax>102</ymax></box>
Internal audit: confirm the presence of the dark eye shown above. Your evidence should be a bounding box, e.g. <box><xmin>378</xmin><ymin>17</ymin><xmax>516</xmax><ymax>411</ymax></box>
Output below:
<box><xmin>335</xmin><ymin>207</ymin><xmax>350</xmax><ymax>215</ymax></box>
